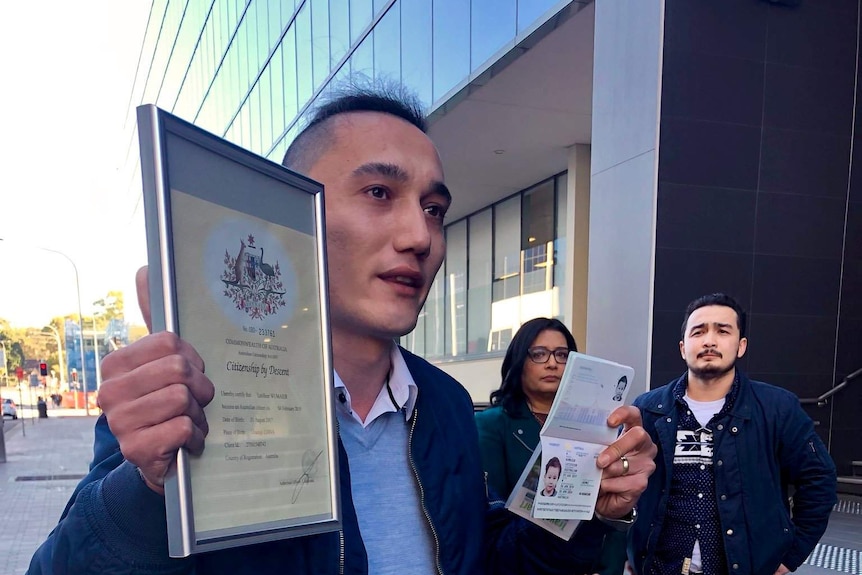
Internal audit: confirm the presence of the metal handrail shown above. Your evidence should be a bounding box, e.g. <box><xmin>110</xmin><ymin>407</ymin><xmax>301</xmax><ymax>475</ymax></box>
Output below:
<box><xmin>800</xmin><ymin>367</ymin><xmax>862</xmax><ymax>407</ymax></box>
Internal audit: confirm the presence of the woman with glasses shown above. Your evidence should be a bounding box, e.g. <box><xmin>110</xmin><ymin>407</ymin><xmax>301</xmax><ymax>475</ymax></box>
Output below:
<box><xmin>475</xmin><ymin>317</ymin><xmax>627</xmax><ymax>575</ymax></box>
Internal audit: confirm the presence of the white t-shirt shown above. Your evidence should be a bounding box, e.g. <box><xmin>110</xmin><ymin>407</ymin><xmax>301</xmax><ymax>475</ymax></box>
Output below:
<box><xmin>683</xmin><ymin>393</ymin><xmax>726</xmax><ymax>573</ymax></box>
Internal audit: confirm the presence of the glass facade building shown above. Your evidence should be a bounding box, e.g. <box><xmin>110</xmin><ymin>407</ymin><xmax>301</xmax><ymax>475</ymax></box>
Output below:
<box><xmin>127</xmin><ymin>0</ymin><xmax>572</xmax><ymax>163</ymax></box>
<box><xmin>124</xmin><ymin>0</ymin><xmax>583</xmax><ymax>382</ymax></box>
<box><xmin>128</xmin><ymin>0</ymin><xmax>862</xmax><ymax>475</ymax></box>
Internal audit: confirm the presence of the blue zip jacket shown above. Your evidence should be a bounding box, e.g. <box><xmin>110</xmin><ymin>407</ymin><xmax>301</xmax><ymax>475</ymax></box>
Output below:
<box><xmin>28</xmin><ymin>347</ymin><xmax>610</xmax><ymax>575</ymax></box>
<box><xmin>629</xmin><ymin>371</ymin><xmax>837</xmax><ymax>575</ymax></box>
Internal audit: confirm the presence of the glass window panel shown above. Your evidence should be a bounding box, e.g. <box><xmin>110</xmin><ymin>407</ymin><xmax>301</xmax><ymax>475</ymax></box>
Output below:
<box><xmin>145</xmin><ymin>0</ymin><xmax>180</xmax><ymax>105</ymax></box>
<box><xmin>331</xmin><ymin>61</ymin><xmax>351</xmax><ymax>90</ymax></box>
<box><xmin>135</xmin><ymin>0</ymin><xmax>165</xmax><ymax>105</ymax></box>
<box><xmin>423</xmin><ymin>275</ymin><xmax>445</xmax><ymax>359</ymax></box>
<box><xmin>163</xmin><ymin>1</ymin><xmax>203</xmax><ymax>111</ymax></box>
<box><xmin>311</xmin><ymin>0</ymin><xmax>331</xmax><ymax>91</ymax></box>
<box><xmin>522</xmin><ymin>179</ymin><xmax>555</xmax><ymax>249</ymax></box>
<box><xmin>445</xmin><ymin>221</ymin><xmax>467</xmax><ymax>357</ymax></box>
<box><xmin>225</xmin><ymin>120</ymin><xmax>239</xmax><ymax>145</ymax></box>
<box><xmin>269</xmin><ymin>49</ymin><xmax>285</xmax><ymax>148</ymax></box>
<box><xmin>468</xmin><ymin>209</ymin><xmax>493</xmax><ymax>355</ymax></box>
<box><xmin>229</xmin><ymin>47</ymin><xmax>242</xmax><ymax>122</ymax></box>
<box><xmin>226</xmin><ymin>107</ymin><xmax>239</xmax><ymax>146</ymax></box>
<box><xmin>373</xmin><ymin>3</ymin><xmax>400</xmax><ymax>85</ymax></box>
<box><xmin>228</xmin><ymin>0</ymin><xmax>237</xmax><ymax>34</ymax></box>
<box><xmin>256</xmin><ymin>86</ymin><xmax>266</xmax><ymax>153</ymax></box>
<box><xmin>554</xmin><ymin>173</ymin><xmax>567</xmax><ymax>291</ymax></box>
<box><xmin>203</xmin><ymin>22</ymin><xmax>213</xmax><ymax>80</ymax></box>
<box><xmin>295</xmin><ymin>2</ymin><xmax>313</xmax><ymax>107</ymax></box>
<box><xmin>402</xmin><ymin>307</ymin><xmax>426</xmax><ymax>357</ymax></box>
<box><xmin>174</xmin><ymin>28</ymin><xmax>201</xmax><ymax>119</ymax></box>
<box><xmin>246</xmin><ymin>3</ymin><xmax>259</xmax><ymax>74</ymax></box>
<box><xmin>517</xmin><ymin>0</ymin><xmax>558</xmax><ymax>34</ymax></box>
<box><xmin>330</xmin><ymin>0</ymin><xmax>350</xmax><ymax>68</ymax></box>
<box><xmin>282</xmin><ymin>26</ymin><xmax>299</xmax><ymax>126</ymax></box>
<box><xmin>493</xmin><ymin>196</ymin><xmax>521</xmax><ymax>303</ymax></box>
<box><xmin>471</xmin><ymin>0</ymin><xmax>516</xmax><ymax>69</ymax></box>
<box><xmin>521</xmin><ymin>180</ymin><xmax>555</xmax><ymax>295</ymax></box>
<box><xmin>260</xmin><ymin>68</ymin><xmax>273</xmax><ymax>152</ymax></box>
<box><xmin>256</xmin><ymin>0</ymin><xmax>272</xmax><ymax>64</ymax></box>
<box><xmin>241</xmin><ymin>104</ymin><xmax>252</xmax><ymax>149</ymax></box>
<box><xmin>269</xmin><ymin>135</ymin><xmax>290</xmax><ymax>165</ymax></box>
<box><xmin>350</xmin><ymin>0</ymin><xmax>373</xmax><ymax>45</ymax></box>
<box><xmin>400</xmin><ymin>0</ymin><xmax>432</xmax><ymax>108</ymax></box>
<box><xmin>214</xmin><ymin>48</ymin><xmax>229</xmax><ymax>120</ymax></box>
<box><xmin>225</xmin><ymin>0</ymin><xmax>237</xmax><ymax>38</ymax></box>
<box><xmin>278</xmin><ymin>123</ymin><xmax>301</xmax><ymax>165</ymax></box>
<box><xmin>235</xmin><ymin>24</ymin><xmax>250</xmax><ymax>91</ymax></box>
<box><xmin>198</xmin><ymin>48</ymin><xmax>224</xmax><ymax>131</ymax></box>
<box><xmin>432</xmin><ymin>0</ymin><xmax>470</xmax><ymax>102</ymax></box>
<box><xmin>350</xmin><ymin>36</ymin><xmax>374</xmax><ymax>81</ymax></box>
<box><xmin>248</xmin><ymin>89</ymin><xmax>260</xmax><ymax>152</ymax></box>
<box><xmin>268</xmin><ymin>0</ymin><xmax>284</xmax><ymax>46</ymax></box>
<box><xmin>212</xmin><ymin>0</ymin><xmax>222</xmax><ymax>48</ymax></box>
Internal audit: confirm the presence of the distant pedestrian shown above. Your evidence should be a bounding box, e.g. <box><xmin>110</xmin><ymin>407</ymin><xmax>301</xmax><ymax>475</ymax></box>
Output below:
<box><xmin>630</xmin><ymin>293</ymin><xmax>837</xmax><ymax>575</ymax></box>
<box><xmin>37</xmin><ymin>396</ymin><xmax>48</xmax><ymax>418</ymax></box>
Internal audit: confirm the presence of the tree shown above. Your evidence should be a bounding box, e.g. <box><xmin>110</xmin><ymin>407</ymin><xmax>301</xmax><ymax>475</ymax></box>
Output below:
<box><xmin>0</xmin><ymin>331</ymin><xmax>26</xmax><ymax>386</ymax></box>
<box><xmin>91</xmin><ymin>291</ymin><xmax>124</xmax><ymax>328</ymax></box>
<box><xmin>21</xmin><ymin>328</ymin><xmax>53</xmax><ymax>369</ymax></box>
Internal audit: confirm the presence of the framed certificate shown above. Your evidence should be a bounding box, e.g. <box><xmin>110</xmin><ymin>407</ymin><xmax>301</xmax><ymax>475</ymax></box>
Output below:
<box><xmin>137</xmin><ymin>105</ymin><xmax>340</xmax><ymax>557</ymax></box>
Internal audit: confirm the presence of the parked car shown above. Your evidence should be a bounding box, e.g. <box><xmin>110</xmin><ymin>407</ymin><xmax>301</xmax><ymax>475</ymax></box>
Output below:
<box><xmin>2</xmin><ymin>398</ymin><xmax>17</xmax><ymax>419</ymax></box>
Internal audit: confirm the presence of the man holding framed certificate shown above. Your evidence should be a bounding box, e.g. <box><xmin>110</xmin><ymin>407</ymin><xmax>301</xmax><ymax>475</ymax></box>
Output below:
<box><xmin>28</xmin><ymin>85</ymin><xmax>656</xmax><ymax>575</ymax></box>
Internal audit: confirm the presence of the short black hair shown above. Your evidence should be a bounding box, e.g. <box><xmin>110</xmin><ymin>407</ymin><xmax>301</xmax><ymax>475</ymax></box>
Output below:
<box><xmin>680</xmin><ymin>292</ymin><xmax>747</xmax><ymax>339</ymax></box>
<box><xmin>490</xmin><ymin>317</ymin><xmax>577</xmax><ymax>414</ymax></box>
<box><xmin>282</xmin><ymin>82</ymin><xmax>427</xmax><ymax>173</ymax></box>
<box><xmin>545</xmin><ymin>457</ymin><xmax>562</xmax><ymax>473</ymax></box>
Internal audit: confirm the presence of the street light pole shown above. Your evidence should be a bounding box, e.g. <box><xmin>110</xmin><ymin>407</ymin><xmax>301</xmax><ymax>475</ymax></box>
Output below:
<box><xmin>0</xmin><ymin>238</ymin><xmax>89</xmax><ymax>415</ymax></box>
<box><xmin>90</xmin><ymin>315</ymin><xmax>101</xmax><ymax>390</ymax></box>
<box><xmin>42</xmin><ymin>325</ymin><xmax>66</xmax><ymax>388</ymax></box>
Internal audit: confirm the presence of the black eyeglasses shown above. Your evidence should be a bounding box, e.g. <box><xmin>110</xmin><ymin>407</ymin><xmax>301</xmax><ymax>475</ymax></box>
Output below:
<box><xmin>527</xmin><ymin>347</ymin><xmax>570</xmax><ymax>364</ymax></box>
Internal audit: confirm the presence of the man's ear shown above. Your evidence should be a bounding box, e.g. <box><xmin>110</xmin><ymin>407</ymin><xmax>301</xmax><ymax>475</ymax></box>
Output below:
<box><xmin>136</xmin><ymin>266</ymin><xmax>152</xmax><ymax>334</ymax></box>
<box><xmin>737</xmin><ymin>337</ymin><xmax>748</xmax><ymax>358</ymax></box>
<box><xmin>679</xmin><ymin>340</ymin><xmax>685</xmax><ymax>359</ymax></box>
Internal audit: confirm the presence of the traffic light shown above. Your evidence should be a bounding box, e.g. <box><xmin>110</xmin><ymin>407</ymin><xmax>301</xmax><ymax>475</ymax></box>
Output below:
<box><xmin>39</xmin><ymin>361</ymin><xmax>48</xmax><ymax>376</ymax></box>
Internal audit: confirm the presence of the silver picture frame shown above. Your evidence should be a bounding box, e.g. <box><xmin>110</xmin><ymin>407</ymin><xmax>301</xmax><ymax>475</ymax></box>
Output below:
<box><xmin>137</xmin><ymin>104</ymin><xmax>340</xmax><ymax>557</ymax></box>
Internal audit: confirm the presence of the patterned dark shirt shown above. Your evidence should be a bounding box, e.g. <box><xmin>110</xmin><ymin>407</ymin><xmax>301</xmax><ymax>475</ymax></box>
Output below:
<box><xmin>649</xmin><ymin>374</ymin><xmax>740</xmax><ymax>575</ymax></box>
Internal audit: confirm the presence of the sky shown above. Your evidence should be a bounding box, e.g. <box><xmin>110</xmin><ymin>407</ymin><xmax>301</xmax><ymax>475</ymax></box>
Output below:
<box><xmin>1</xmin><ymin>1</ymin><xmax>153</xmax><ymax>329</ymax></box>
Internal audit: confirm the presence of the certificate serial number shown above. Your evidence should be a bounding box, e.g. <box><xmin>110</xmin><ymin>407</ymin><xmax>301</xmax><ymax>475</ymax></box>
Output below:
<box><xmin>242</xmin><ymin>325</ymin><xmax>276</xmax><ymax>338</ymax></box>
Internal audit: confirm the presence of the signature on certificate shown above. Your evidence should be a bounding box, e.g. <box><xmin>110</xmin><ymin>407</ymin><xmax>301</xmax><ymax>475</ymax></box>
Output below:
<box><xmin>291</xmin><ymin>449</ymin><xmax>324</xmax><ymax>504</ymax></box>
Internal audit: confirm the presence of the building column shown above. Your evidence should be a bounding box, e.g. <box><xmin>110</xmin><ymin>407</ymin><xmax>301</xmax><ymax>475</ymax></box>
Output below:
<box><xmin>565</xmin><ymin>144</ymin><xmax>591</xmax><ymax>350</ymax></box>
<box><xmin>586</xmin><ymin>0</ymin><xmax>664</xmax><ymax>394</ymax></box>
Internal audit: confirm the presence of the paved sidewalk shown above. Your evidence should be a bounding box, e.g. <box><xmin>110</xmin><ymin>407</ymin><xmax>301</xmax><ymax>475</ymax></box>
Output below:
<box><xmin>1</xmin><ymin>410</ymin><xmax>859</xmax><ymax>575</ymax></box>
<box><xmin>0</xmin><ymin>411</ymin><xmax>98</xmax><ymax>575</ymax></box>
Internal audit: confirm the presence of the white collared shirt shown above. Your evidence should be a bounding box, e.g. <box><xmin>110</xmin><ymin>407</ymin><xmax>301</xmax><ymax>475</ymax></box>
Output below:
<box><xmin>334</xmin><ymin>343</ymin><xmax>418</xmax><ymax>428</ymax></box>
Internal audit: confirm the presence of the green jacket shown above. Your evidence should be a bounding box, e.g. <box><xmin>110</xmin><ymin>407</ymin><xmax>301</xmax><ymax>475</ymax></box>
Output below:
<box><xmin>475</xmin><ymin>399</ymin><xmax>628</xmax><ymax>575</ymax></box>
<box><xmin>475</xmin><ymin>400</ymin><xmax>542</xmax><ymax>500</ymax></box>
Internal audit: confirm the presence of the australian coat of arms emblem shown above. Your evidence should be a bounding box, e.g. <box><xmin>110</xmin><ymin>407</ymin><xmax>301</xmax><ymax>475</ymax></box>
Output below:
<box><xmin>221</xmin><ymin>234</ymin><xmax>286</xmax><ymax>319</ymax></box>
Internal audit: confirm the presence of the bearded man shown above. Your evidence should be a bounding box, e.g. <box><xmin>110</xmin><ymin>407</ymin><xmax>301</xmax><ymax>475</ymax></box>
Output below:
<box><xmin>629</xmin><ymin>293</ymin><xmax>836</xmax><ymax>575</ymax></box>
